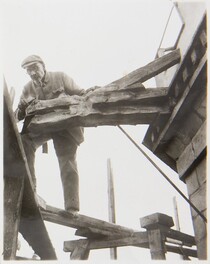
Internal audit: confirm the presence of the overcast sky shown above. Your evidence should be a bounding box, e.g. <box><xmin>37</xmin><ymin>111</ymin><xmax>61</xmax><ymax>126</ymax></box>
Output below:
<box><xmin>1</xmin><ymin>0</ymin><xmax>197</xmax><ymax>262</ymax></box>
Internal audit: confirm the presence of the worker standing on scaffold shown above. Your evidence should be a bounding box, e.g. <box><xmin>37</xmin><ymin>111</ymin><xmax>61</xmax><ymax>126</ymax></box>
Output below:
<box><xmin>15</xmin><ymin>55</ymin><xmax>87</xmax><ymax>217</ymax></box>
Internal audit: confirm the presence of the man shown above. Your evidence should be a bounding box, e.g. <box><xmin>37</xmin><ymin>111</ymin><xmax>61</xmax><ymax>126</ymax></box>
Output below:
<box><xmin>15</xmin><ymin>55</ymin><xmax>86</xmax><ymax>216</ymax></box>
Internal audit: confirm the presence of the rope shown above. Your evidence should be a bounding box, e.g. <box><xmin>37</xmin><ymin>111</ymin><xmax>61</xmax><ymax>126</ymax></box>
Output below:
<box><xmin>118</xmin><ymin>125</ymin><xmax>207</xmax><ymax>223</ymax></box>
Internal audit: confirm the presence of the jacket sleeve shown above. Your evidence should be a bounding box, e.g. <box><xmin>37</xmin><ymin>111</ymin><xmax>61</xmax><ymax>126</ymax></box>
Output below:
<box><xmin>14</xmin><ymin>87</ymin><xmax>35</xmax><ymax>121</ymax></box>
<box><xmin>62</xmin><ymin>72</ymin><xmax>85</xmax><ymax>96</ymax></box>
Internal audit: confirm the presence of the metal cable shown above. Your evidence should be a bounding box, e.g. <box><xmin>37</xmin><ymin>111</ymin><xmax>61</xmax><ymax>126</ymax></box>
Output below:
<box><xmin>158</xmin><ymin>4</ymin><xmax>175</xmax><ymax>50</ymax></box>
<box><xmin>118</xmin><ymin>125</ymin><xmax>207</xmax><ymax>223</ymax></box>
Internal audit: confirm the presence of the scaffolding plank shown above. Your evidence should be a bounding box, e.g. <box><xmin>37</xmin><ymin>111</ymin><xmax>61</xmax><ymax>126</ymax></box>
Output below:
<box><xmin>3</xmin><ymin>82</ymin><xmax>57</xmax><ymax>260</ymax></box>
<box><xmin>41</xmin><ymin>205</ymin><xmax>136</xmax><ymax>237</ymax></box>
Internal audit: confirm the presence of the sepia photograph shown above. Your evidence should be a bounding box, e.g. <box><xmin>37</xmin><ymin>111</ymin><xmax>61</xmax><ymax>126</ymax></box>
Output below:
<box><xmin>1</xmin><ymin>0</ymin><xmax>207</xmax><ymax>263</ymax></box>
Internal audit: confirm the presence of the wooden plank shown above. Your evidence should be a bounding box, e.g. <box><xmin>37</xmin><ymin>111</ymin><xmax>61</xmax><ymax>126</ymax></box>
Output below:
<box><xmin>64</xmin><ymin>232</ymin><xmax>148</xmax><ymax>251</ymax></box>
<box><xmin>3</xmin><ymin>82</ymin><xmax>57</xmax><ymax>260</ymax></box>
<box><xmin>41</xmin><ymin>205</ymin><xmax>136</xmax><ymax>237</ymax></box>
<box><xmin>177</xmin><ymin>121</ymin><xmax>206</xmax><ymax>177</ymax></box>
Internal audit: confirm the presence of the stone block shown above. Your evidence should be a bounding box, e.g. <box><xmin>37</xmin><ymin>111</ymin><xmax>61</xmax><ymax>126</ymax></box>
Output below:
<box><xmin>192</xmin><ymin>213</ymin><xmax>207</xmax><ymax>242</ymax></box>
<box><xmin>177</xmin><ymin>121</ymin><xmax>206</xmax><ymax>177</ymax></box>
<box><xmin>191</xmin><ymin>49</ymin><xmax>198</xmax><ymax>65</ymax></box>
<box><xmin>185</xmin><ymin>170</ymin><xmax>199</xmax><ymax>196</ymax></box>
<box><xmin>194</xmin><ymin>94</ymin><xmax>206</xmax><ymax>119</ymax></box>
<box><xmin>177</xmin><ymin>143</ymin><xmax>195</xmax><ymax>176</ymax></box>
<box><xmin>182</xmin><ymin>67</ymin><xmax>189</xmax><ymax>82</ymax></box>
<box><xmin>196</xmin><ymin>157</ymin><xmax>206</xmax><ymax>186</ymax></box>
<box><xmin>190</xmin><ymin>183</ymin><xmax>206</xmax><ymax>217</ymax></box>
<box><xmin>199</xmin><ymin>30</ymin><xmax>207</xmax><ymax>48</ymax></box>
<box><xmin>192</xmin><ymin>122</ymin><xmax>206</xmax><ymax>158</ymax></box>
<box><xmin>196</xmin><ymin>235</ymin><xmax>207</xmax><ymax>260</ymax></box>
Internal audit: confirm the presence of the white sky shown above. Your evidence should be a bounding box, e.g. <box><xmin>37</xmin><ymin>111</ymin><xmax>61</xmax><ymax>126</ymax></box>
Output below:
<box><xmin>1</xmin><ymin>0</ymin><xmax>198</xmax><ymax>263</ymax></box>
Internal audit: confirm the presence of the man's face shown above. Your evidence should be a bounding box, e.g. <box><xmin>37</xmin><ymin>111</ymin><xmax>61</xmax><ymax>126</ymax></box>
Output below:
<box><xmin>26</xmin><ymin>62</ymin><xmax>45</xmax><ymax>83</ymax></box>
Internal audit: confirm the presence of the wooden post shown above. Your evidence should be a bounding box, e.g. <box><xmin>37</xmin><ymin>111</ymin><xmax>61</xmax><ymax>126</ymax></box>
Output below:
<box><xmin>173</xmin><ymin>197</ymin><xmax>190</xmax><ymax>260</ymax></box>
<box><xmin>107</xmin><ymin>159</ymin><xmax>117</xmax><ymax>259</ymax></box>
<box><xmin>148</xmin><ymin>229</ymin><xmax>166</xmax><ymax>260</ymax></box>
<box><xmin>140</xmin><ymin>213</ymin><xmax>174</xmax><ymax>260</ymax></box>
<box><xmin>70</xmin><ymin>240</ymin><xmax>90</xmax><ymax>260</ymax></box>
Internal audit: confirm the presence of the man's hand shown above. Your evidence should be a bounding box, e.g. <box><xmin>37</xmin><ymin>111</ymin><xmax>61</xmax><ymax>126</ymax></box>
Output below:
<box><xmin>85</xmin><ymin>86</ymin><xmax>100</xmax><ymax>94</ymax></box>
<box><xmin>18</xmin><ymin>97</ymin><xmax>38</xmax><ymax>111</ymax></box>
<box><xmin>18</xmin><ymin>98</ymin><xmax>30</xmax><ymax>111</ymax></box>
<box><xmin>29</xmin><ymin>98</ymin><xmax>39</xmax><ymax>106</ymax></box>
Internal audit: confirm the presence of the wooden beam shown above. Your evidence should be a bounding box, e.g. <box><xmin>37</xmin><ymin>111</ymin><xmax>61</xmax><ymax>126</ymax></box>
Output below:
<box><xmin>162</xmin><ymin>229</ymin><xmax>196</xmax><ymax>247</ymax></box>
<box><xmin>41</xmin><ymin>205</ymin><xmax>136</xmax><ymax>237</ymax></box>
<box><xmin>75</xmin><ymin>227</ymin><xmax>116</xmax><ymax>239</ymax></box>
<box><xmin>27</xmin><ymin>87</ymin><xmax>170</xmax><ymax>134</ymax></box>
<box><xmin>64</xmin><ymin>234</ymin><xmax>197</xmax><ymax>258</ymax></box>
<box><xmin>64</xmin><ymin>232</ymin><xmax>148</xmax><ymax>252</ymax></box>
<box><xmin>109</xmin><ymin>49</ymin><xmax>180</xmax><ymax>88</ymax></box>
<box><xmin>27</xmin><ymin>87</ymin><xmax>168</xmax><ymax>115</ymax></box>
<box><xmin>166</xmin><ymin>245</ymin><xmax>197</xmax><ymax>258</ymax></box>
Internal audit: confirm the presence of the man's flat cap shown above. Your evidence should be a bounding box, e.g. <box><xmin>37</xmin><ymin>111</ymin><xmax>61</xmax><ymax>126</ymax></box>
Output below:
<box><xmin>21</xmin><ymin>55</ymin><xmax>44</xmax><ymax>68</ymax></box>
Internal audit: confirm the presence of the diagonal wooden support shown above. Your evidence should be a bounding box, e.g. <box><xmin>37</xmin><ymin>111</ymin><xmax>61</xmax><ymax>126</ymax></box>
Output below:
<box><xmin>4</xmin><ymin>82</ymin><xmax>57</xmax><ymax>260</ymax></box>
<box><xmin>109</xmin><ymin>49</ymin><xmax>180</xmax><ymax>88</ymax></box>
<box><xmin>26</xmin><ymin>50</ymin><xmax>180</xmax><ymax>134</ymax></box>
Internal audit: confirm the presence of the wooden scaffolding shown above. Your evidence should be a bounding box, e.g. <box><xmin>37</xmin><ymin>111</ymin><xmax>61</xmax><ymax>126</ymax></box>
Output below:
<box><xmin>3</xmin><ymin>47</ymin><xmax>201</xmax><ymax>260</ymax></box>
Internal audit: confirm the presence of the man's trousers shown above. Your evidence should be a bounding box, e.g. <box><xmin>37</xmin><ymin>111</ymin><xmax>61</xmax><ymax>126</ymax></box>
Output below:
<box><xmin>21</xmin><ymin>130</ymin><xmax>80</xmax><ymax>211</ymax></box>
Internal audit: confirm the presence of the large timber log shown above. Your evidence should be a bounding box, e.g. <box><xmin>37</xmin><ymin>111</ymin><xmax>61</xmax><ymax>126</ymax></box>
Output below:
<box><xmin>27</xmin><ymin>87</ymin><xmax>171</xmax><ymax>134</ymax></box>
<box><xmin>26</xmin><ymin>50</ymin><xmax>180</xmax><ymax>134</ymax></box>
